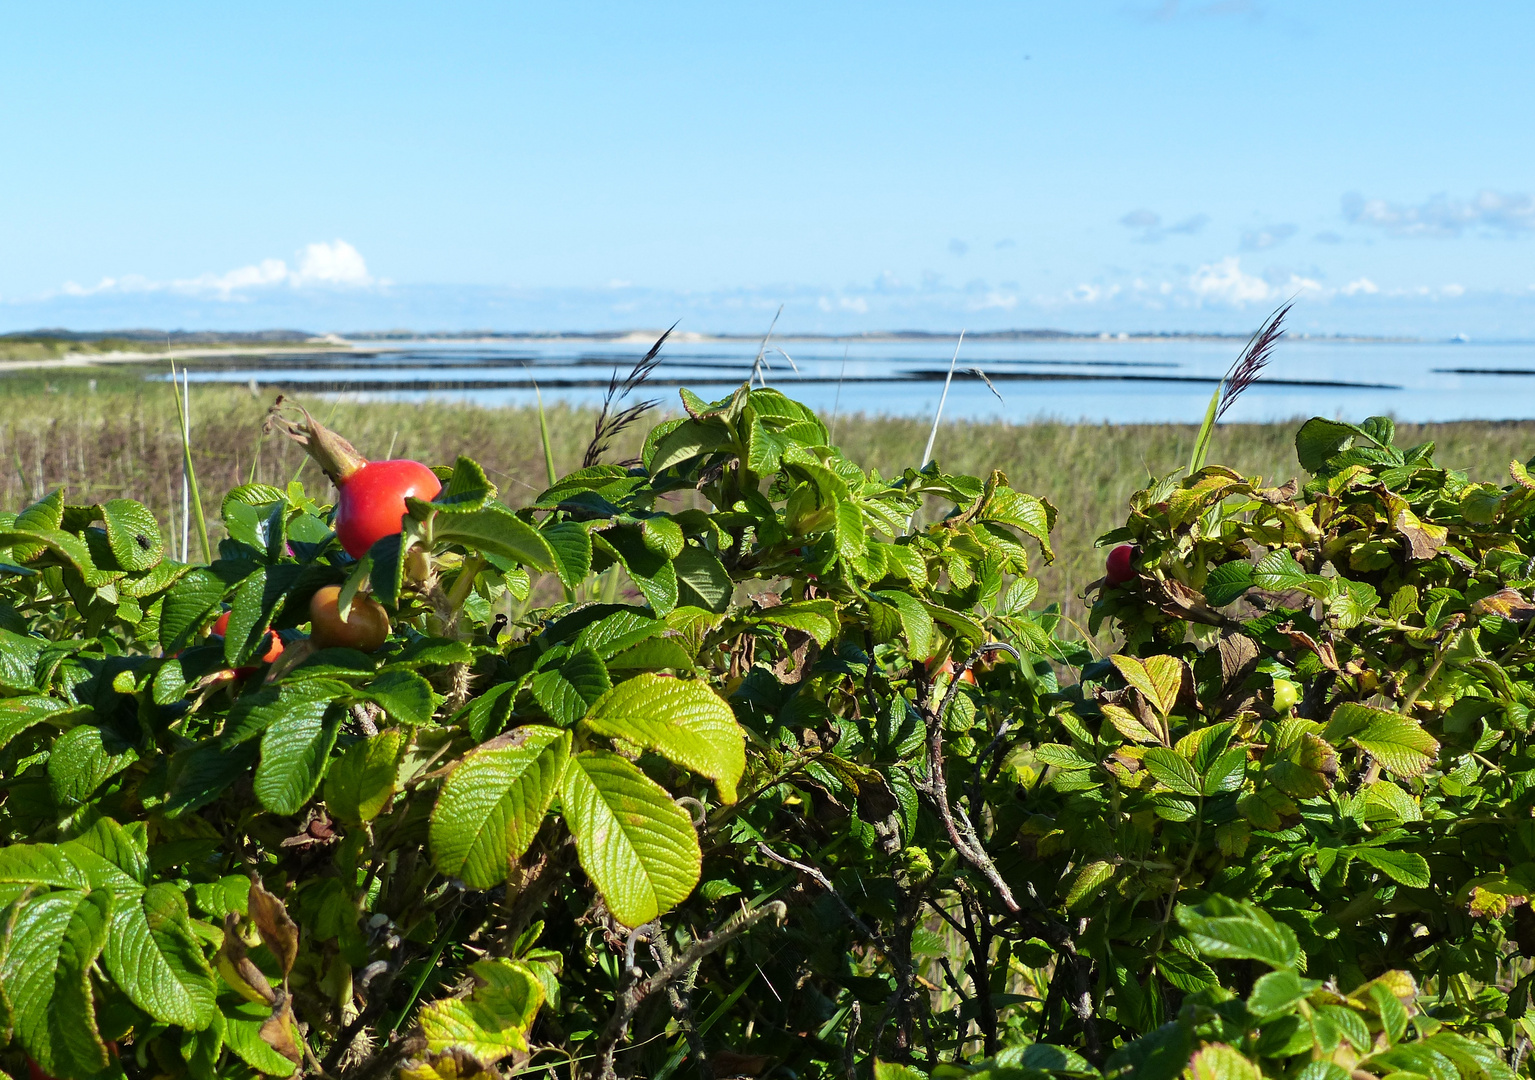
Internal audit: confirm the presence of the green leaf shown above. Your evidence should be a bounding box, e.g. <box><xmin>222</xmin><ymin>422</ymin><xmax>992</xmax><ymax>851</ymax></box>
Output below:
<box><xmin>1111</xmin><ymin>654</ymin><xmax>1182</xmax><ymax>717</ymax></box>
<box><xmin>1351</xmin><ymin>846</ymin><xmax>1431</xmax><ymax>888</ymax></box>
<box><xmin>103</xmin><ymin>883</ymin><xmax>218</xmax><ymax>1029</ymax></box>
<box><xmin>873</xmin><ymin>1063</ymin><xmax>930</xmax><ymax>1080</ymax></box>
<box><xmin>48</xmin><ymin>722</ymin><xmax>139</xmax><ymax>807</ymax></box>
<box><xmin>1247</xmin><ymin>968</ymin><xmax>1319</xmax><ymax>1020</ymax></box>
<box><xmin>1252</xmin><ymin>550</ymin><xmax>1311</xmax><ymax>592</ymax></box>
<box><xmin>1296</xmin><ymin>416</ymin><xmax>1364</xmax><ymax>473</ymax></box>
<box><xmin>1324</xmin><ymin>703</ymin><xmax>1439</xmax><ymax>777</ymax></box>
<box><xmin>1143</xmin><ymin>748</ymin><xmax>1203</xmax><ymax>797</ymax></box>
<box><xmin>453</xmin><ymin>682</ymin><xmax>517</xmax><ymax>742</ymax></box>
<box><xmin>435</xmin><ymin>506</ymin><xmax>556</xmax><ymax>571</ymax></box>
<box><xmin>979</xmin><ymin>486</ymin><xmax>1055</xmax><ymax>561</ymax></box>
<box><xmin>541</xmin><ymin>521</ymin><xmax>592</xmax><ymax>590</ymax></box>
<box><xmin>1063</xmin><ymin>860</ymin><xmax>1114</xmax><ymax>911</ymax></box>
<box><xmin>433</xmin><ymin>457</ymin><xmax>495</xmax><ymax>513</ymax></box>
<box><xmin>419</xmin><ymin>958</ymin><xmax>545</xmax><ymax>1061</ymax></box>
<box><xmin>224</xmin><ymin>564</ymin><xmax>303</xmax><ymax>666</ymax></box>
<box><xmin>159</xmin><ymin>564</ymin><xmax>251</xmax><ymax>652</ymax></box>
<box><xmin>755</xmin><ymin>600</ymin><xmax>839</xmax><ymax>646</ymax></box>
<box><xmin>222</xmin><ymin>998</ymin><xmax>298</xmax><ymax>1075</ymax></box>
<box><xmin>0</xmin><ymin>889</ymin><xmax>113</xmax><ymax>1078</ymax></box>
<box><xmin>255</xmin><ymin>693</ymin><xmax>344</xmax><ymax>815</ymax></box>
<box><xmin>605</xmin><ymin>637</ymin><xmax>696</xmax><ymax>672</ymax></box>
<box><xmin>430</xmin><ymin>727</ymin><xmax>571</xmax><ymax>889</ymax></box>
<box><xmin>580</xmin><ymin>673</ymin><xmax>746</xmax><ymax>802</ymax></box>
<box><xmin>1205</xmin><ymin>561</ymin><xmax>1254</xmax><ymax>606</ymax></box>
<box><xmin>530</xmin><ymin>647</ymin><xmax>613</xmax><ymax>728</ymax></box>
<box><xmin>646</xmin><ymin>419</ymin><xmax>731</xmax><ymax>474</ymax></box>
<box><xmin>368</xmin><ymin>532</ymin><xmax>408</xmax><ymax>610</ymax></box>
<box><xmin>560</xmin><ymin>751</ymin><xmax>701</xmax><ymax>928</ymax></box>
<box><xmin>0</xmin><ymin>695</ymin><xmax>74</xmax><ymax>754</ymax></box>
<box><xmin>1202</xmin><ymin>747</ymin><xmax>1248</xmax><ymax>795</ymax></box>
<box><xmin>102</xmin><ymin>499</ymin><xmax>163</xmax><ymax>571</ymax></box>
<box><xmin>1177</xmin><ymin>899</ymin><xmax>1301</xmax><ymax>970</ymax></box>
<box><xmin>1155</xmin><ymin>949</ymin><xmax>1217</xmax><ymax>992</ymax></box>
<box><xmin>357</xmin><ymin>668</ymin><xmax>435</xmax><ymax>726</ymax></box>
<box><xmin>325</xmin><ymin>730</ymin><xmax>404</xmax><ymax>826</ymax></box>
<box><xmin>1186</xmin><ymin>1043</ymin><xmax>1262</xmax><ymax>1080</ymax></box>
<box><xmin>598</xmin><ymin>527</ymin><xmax>679</xmax><ymax>615</ymax></box>
<box><xmin>874</xmin><ymin>590</ymin><xmax>934</xmax><ymax>661</ymax></box>
<box><xmin>673</xmin><ymin>545</ymin><xmax>732</xmax><ymax>613</ymax></box>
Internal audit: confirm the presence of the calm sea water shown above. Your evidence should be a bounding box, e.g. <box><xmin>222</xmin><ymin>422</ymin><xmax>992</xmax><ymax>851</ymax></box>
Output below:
<box><xmin>175</xmin><ymin>337</ymin><xmax>1535</xmax><ymax>425</ymax></box>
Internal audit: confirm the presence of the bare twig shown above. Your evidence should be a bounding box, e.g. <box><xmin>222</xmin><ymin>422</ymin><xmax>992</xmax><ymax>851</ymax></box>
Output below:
<box><xmin>588</xmin><ymin>901</ymin><xmax>787</xmax><ymax>1080</ymax></box>
<box><xmin>842</xmin><ymin>1000</ymin><xmax>861</xmax><ymax>1080</ymax></box>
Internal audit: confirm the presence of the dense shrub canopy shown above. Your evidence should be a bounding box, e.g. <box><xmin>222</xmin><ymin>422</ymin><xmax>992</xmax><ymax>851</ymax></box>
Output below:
<box><xmin>0</xmin><ymin>389</ymin><xmax>1530</xmax><ymax>1080</ymax></box>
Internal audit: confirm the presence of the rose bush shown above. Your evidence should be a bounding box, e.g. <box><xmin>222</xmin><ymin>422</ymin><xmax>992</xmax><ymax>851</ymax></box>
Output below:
<box><xmin>0</xmin><ymin>387</ymin><xmax>1529</xmax><ymax>1080</ymax></box>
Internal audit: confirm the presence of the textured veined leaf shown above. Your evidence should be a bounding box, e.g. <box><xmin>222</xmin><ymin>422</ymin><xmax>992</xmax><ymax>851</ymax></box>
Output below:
<box><xmin>0</xmin><ymin>695</ymin><xmax>75</xmax><ymax>754</ymax></box>
<box><xmin>430</xmin><ymin>727</ymin><xmax>570</xmax><ymax>889</ymax></box>
<box><xmin>1295</xmin><ymin>416</ymin><xmax>1364</xmax><ymax>473</ymax></box>
<box><xmin>531</xmin><ymin>648</ymin><xmax>612</xmax><ymax>727</ymax></box>
<box><xmin>980</xmin><ymin>486</ymin><xmax>1056</xmax><ymax>561</ymax></box>
<box><xmin>0</xmin><ymin>889</ymin><xmax>113</xmax><ymax>1078</ymax></box>
<box><xmin>432</xmin><ymin>456</ymin><xmax>495</xmax><ymax>513</ymax></box>
<box><xmin>434</xmin><ymin>506</ymin><xmax>556</xmax><ymax>571</ymax></box>
<box><xmin>47</xmin><ymin>722</ymin><xmax>138</xmax><ymax>807</ymax></box>
<box><xmin>1111</xmin><ymin>654</ymin><xmax>1182</xmax><ymax>717</ymax></box>
<box><xmin>325</xmin><ymin>729</ymin><xmax>404</xmax><ymax>826</ymax></box>
<box><xmin>1324</xmin><ymin>703</ymin><xmax>1439</xmax><ymax>778</ymax></box>
<box><xmin>0</xmin><ymin>839</ymin><xmax>141</xmax><ymax>893</ymax></box>
<box><xmin>102</xmin><ymin>498</ymin><xmax>163</xmax><ymax>572</ymax></box>
<box><xmin>673</xmin><ymin>545</ymin><xmax>732</xmax><ymax>613</ymax></box>
<box><xmin>1177</xmin><ymin>900</ymin><xmax>1301</xmax><ymax>969</ymax></box>
<box><xmin>580</xmin><ymin>674</ymin><xmax>746</xmax><ymax>802</ymax></box>
<box><xmin>560</xmin><ymin>751</ymin><xmax>701</xmax><ymax>928</ymax></box>
<box><xmin>103</xmin><ymin>883</ymin><xmax>218</xmax><ymax>1030</ymax></box>
<box><xmin>1204</xmin><ymin>561</ymin><xmax>1254</xmax><ymax>607</ymax></box>
<box><xmin>541</xmin><ymin>520</ymin><xmax>592</xmax><ymax>590</ymax></box>
<box><xmin>755</xmin><ymin>600</ymin><xmax>839</xmax><ymax>646</ymax></box>
<box><xmin>254</xmin><ymin>694</ymin><xmax>344</xmax><ymax>815</ymax></box>
<box><xmin>357</xmin><ymin>668</ymin><xmax>435</xmax><ymax>726</ymax></box>
<box><xmin>873</xmin><ymin>590</ymin><xmax>934</xmax><ymax>661</ymax></box>
<box><xmin>1063</xmin><ymin>860</ymin><xmax>1114</xmax><ymax>910</ymax></box>
<box><xmin>1101</xmin><ymin>703</ymin><xmax>1161</xmax><ymax>745</ymax></box>
<box><xmin>1352</xmin><ymin>847</ymin><xmax>1431</xmax><ymax>888</ymax></box>
<box><xmin>1187</xmin><ymin>1043</ymin><xmax>1263</xmax><ymax>1080</ymax></box>
<box><xmin>222</xmin><ymin>999</ymin><xmax>299</xmax><ymax>1076</ymax></box>
<box><xmin>1143</xmin><ymin>748</ymin><xmax>1203</xmax><ymax>797</ymax></box>
<box><xmin>419</xmin><ymin>958</ymin><xmax>545</xmax><ymax>1061</ymax></box>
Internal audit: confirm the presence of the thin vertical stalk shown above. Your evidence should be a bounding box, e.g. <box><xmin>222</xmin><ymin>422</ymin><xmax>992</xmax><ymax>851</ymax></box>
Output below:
<box><xmin>536</xmin><ymin>384</ymin><xmax>558</xmax><ymax>488</ymax></box>
<box><xmin>920</xmin><ymin>331</ymin><xmax>965</xmax><ymax>470</ymax></box>
<box><xmin>171</xmin><ymin>364</ymin><xmax>212</xmax><ymax>563</ymax></box>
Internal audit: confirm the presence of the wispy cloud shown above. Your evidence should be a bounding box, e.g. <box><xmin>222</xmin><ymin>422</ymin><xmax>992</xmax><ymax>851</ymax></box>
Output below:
<box><xmin>948</xmin><ymin>238</ymin><xmax>969</xmax><ymax>256</ymax></box>
<box><xmin>1239</xmin><ymin>223</ymin><xmax>1298</xmax><ymax>251</ymax></box>
<box><xmin>1342</xmin><ymin>190</ymin><xmax>1535</xmax><ymax>238</ymax></box>
<box><xmin>1120</xmin><ymin>209</ymin><xmax>1210</xmax><ymax>243</ymax></box>
<box><xmin>59</xmin><ymin>240</ymin><xmax>376</xmax><ymax>300</ymax></box>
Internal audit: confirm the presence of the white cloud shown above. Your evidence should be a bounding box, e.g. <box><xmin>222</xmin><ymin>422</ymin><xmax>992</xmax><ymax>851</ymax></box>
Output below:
<box><xmin>292</xmin><ymin>240</ymin><xmax>372</xmax><ymax>286</ymax></box>
<box><xmin>1189</xmin><ymin>257</ymin><xmax>1271</xmax><ymax>305</ymax></box>
<box><xmin>54</xmin><ymin>240</ymin><xmax>375</xmax><ymax>300</ymax></box>
<box><xmin>1341</xmin><ymin>278</ymin><xmax>1379</xmax><ymax>296</ymax></box>
<box><xmin>1342</xmin><ymin>190</ymin><xmax>1535</xmax><ymax>237</ymax></box>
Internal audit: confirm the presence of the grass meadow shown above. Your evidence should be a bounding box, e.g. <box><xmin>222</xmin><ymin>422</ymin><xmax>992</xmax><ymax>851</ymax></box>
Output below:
<box><xmin>4</xmin><ymin>365</ymin><xmax>1533</xmax><ymax>628</ymax></box>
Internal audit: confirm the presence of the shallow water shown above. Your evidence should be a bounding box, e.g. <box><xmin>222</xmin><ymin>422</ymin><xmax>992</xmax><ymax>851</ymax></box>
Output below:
<box><xmin>171</xmin><ymin>336</ymin><xmax>1535</xmax><ymax>424</ymax></box>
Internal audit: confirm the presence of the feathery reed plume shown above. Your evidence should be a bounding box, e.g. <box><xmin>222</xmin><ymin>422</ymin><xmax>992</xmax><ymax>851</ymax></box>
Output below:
<box><xmin>1187</xmin><ymin>301</ymin><xmax>1290</xmax><ymax>474</ymax></box>
<box><xmin>1218</xmin><ymin>301</ymin><xmax>1290</xmax><ymax>420</ymax></box>
<box><xmin>581</xmin><ymin>323</ymin><xmax>673</xmax><ymax>468</ymax></box>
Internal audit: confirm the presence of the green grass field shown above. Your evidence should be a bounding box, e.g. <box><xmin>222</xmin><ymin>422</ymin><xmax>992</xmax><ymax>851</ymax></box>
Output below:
<box><xmin>4</xmin><ymin>366</ymin><xmax>1532</xmax><ymax>626</ymax></box>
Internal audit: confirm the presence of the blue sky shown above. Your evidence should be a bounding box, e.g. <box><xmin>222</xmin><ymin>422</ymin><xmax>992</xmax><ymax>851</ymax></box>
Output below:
<box><xmin>1</xmin><ymin>1</ymin><xmax>1531</xmax><ymax>337</ymax></box>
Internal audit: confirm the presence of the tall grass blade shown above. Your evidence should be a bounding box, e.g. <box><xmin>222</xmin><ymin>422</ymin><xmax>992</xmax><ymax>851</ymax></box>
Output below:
<box><xmin>828</xmin><ymin>347</ymin><xmax>848</xmax><ymax>442</ymax></box>
<box><xmin>920</xmin><ymin>331</ymin><xmax>965</xmax><ymax>469</ymax></box>
<box><xmin>170</xmin><ymin>364</ymin><xmax>212</xmax><ymax>563</ymax></box>
<box><xmin>535</xmin><ymin>384</ymin><xmax>558</xmax><ymax>488</ymax></box>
